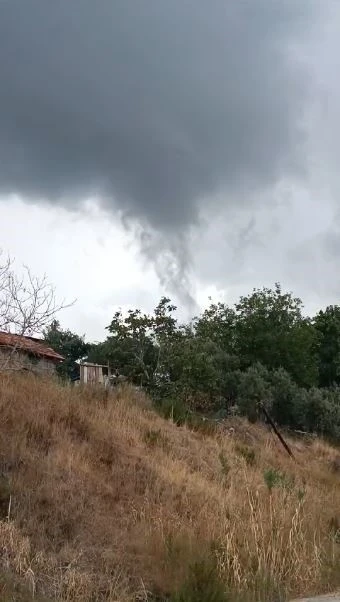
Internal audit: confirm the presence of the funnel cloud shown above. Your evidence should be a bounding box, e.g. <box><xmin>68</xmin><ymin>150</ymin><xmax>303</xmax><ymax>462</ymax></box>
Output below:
<box><xmin>0</xmin><ymin>1</ymin><xmax>335</xmax><ymax>301</ymax></box>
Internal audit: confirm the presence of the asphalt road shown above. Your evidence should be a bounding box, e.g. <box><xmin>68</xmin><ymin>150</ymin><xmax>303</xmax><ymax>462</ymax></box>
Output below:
<box><xmin>292</xmin><ymin>593</ymin><xmax>340</xmax><ymax>602</ymax></box>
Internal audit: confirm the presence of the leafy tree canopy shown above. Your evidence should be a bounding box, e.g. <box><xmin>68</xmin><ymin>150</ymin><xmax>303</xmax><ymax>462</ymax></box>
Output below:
<box><xmin>44</xmin><ymin>320</ymin><xmax>89</xmax><ymax>379</ymax></box>
<box><xmin>54</xmin><ymin>284</ymin><xmax>340</xmax><ymax>441</ymax></box>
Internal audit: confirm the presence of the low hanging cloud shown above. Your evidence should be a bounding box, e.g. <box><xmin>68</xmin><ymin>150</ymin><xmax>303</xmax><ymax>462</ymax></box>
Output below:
<box><xmin>0</xmin><ymin>0</ymin><xmax>333</xmax><ymax>301</ymax></box>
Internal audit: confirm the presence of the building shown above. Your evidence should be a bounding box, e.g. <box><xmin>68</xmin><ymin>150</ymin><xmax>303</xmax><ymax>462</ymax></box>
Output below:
<box><xmin>79</xmin><ymin>362</ymin><xmax>127</xmax><ymax>387</ymax></box>
<box><xmin>0</xmin><ymin>331</ymin><xmax>64</xmax><ymax>375</ymax></box>
<box><xmin>79</xmin><ymin>362</ymin><xmax>110</xmax><ymax>385</ymax></box>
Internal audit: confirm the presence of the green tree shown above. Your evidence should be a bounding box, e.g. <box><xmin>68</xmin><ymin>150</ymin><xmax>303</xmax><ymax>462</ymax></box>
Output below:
<box><xmin>194</xmin><ymin>300</ymin><xmax>236</xmax><ymax>353</ymax></box>
<box><xmin>237</xmin><ymin>363</ymin><xmax>272</xmax><ymax>422</ymax></box>
<box><xmin>269</xmin><ymin>367</ymin><xmax>299</xmax><ymax>427</ymax></box>
<box><xmin>151</xmin><ymin>296</ymin><xmax>178</xmax><ymax>385</ymax></box>
<box><xmin>44</xmin><ymin>288</ymin><xmax>340</xmax><ymax>440</ymax></box>
<box><xmin>170</xmin><ymin>335</ymin><xmax>229</xmax><ymax>411</ymax></box>
<box><xmin>106</xmin><ymin>308</ymin><xmax>155</xmax><ymax>385</ymax></box>
<box><xmin>86</xmin><ymin>336</ymin><xmax>133</xmax><ymax>375</ymax></box>
<box><xmin>234</xmin><ymin>283</ymin><xmax>317</xmax><ymax>387</ymax></box>
<box><xmin>44</xmin><ymin>320</ymin><xmax>89</xmax><ymax>379</ymax></box>
<box><xmin>105</xmin><ymin>297</ymin><xmax>178</xmax><ymax>387</ymax></box>
<box><xmin>314</xmin><ymin>305</ymin><xmax>340</xmax><ymax>387</ymax></box>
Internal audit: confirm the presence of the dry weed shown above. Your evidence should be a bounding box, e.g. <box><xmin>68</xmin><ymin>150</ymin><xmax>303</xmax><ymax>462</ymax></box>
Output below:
<box><xmin>0</xmin><ymin>374</ymin><xmax>339</xmax><ymax>600</ymax></box>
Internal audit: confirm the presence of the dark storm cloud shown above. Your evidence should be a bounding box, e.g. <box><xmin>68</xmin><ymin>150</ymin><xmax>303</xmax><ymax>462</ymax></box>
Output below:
<box><xmin>0</xmin><ymin>0</ymin><xmax>320</xmax><ymax>234</ymax></box>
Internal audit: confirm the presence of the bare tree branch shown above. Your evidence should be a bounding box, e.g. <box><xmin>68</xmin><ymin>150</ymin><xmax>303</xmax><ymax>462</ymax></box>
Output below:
<box><xmin>0</xmin><ymin>249</ymin><xmax>75</xmax><ymax>337</ymax></box>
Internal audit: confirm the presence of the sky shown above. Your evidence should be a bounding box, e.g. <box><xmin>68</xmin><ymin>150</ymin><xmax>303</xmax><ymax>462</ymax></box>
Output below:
<box><xmin>1</xmin><ymin>1</ymin><xmax>340</xmax><ymax>340</ymax></box>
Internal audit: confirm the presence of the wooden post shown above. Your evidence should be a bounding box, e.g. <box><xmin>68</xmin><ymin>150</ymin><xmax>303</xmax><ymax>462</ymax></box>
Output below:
<box><xmin>259</xmin><ymin>402</ymin><xmax>295</xmax><ymax>460</ymax></box>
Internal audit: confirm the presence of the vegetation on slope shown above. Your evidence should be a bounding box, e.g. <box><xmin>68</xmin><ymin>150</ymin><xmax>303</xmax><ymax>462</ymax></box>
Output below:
<box><xmin>0</xmin><ymin>376</ymin><xmax>340</xmax><ymax>601</ymax></box>
<box><xmin>46</xmin><ymin>285</ymin><xmax>340</xmax><ymax>442</ymax></box>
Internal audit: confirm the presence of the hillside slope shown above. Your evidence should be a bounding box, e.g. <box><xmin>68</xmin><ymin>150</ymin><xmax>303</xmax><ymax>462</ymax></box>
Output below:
<box><xmin>0</xmin><ymin>376</ymin><xmax>340</xmax><ymax>601</ymax></box>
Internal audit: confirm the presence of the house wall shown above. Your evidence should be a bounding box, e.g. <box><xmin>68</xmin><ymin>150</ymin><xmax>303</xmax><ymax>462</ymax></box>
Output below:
<box><xmin>0</xmin><ymin>348</ymin><xmax>58</xmax><ymax>375</ymax></box>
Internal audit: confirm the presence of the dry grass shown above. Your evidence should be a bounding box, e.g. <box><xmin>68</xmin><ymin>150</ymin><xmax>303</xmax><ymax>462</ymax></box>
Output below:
<box><xmin>0</xmin><ymin>374</ymin><xmax>340</xmax><ymax>601</ymax></box>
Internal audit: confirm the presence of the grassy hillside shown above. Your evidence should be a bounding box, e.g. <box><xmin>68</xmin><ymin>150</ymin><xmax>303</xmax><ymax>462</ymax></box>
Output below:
<box><xmin>0</xmin><ymin>376</ymin><xmax>340</xmax><ymax>601</ymax></box>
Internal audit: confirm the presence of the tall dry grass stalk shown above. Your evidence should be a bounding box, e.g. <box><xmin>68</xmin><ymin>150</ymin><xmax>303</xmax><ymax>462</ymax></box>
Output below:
<box><xmin>0</xmin><ymin>374</ymin><xmax>339</xmax><ymax>601</ymax></box>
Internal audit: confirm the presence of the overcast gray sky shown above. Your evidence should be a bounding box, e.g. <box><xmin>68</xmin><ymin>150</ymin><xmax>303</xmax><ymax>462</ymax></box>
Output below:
<box><xmin>1</xmin><ymin>1</ymin><xmax>340</xmax><ymax>339</ymax></box>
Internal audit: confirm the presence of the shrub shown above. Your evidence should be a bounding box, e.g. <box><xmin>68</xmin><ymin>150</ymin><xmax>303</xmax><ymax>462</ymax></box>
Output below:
<box><xmin>294</xmin><ymin>388</ymin><xmax>340</xmax><ymax>438</ymax></box>
<box><xmin>263</xmin><ymin>468</ymin><xmax>295</xmax><ymax>493</ymax></box>
<box><xmin>269</xmin><ymin>368</ymin><xmax>299</xmax><ymax>427</ymax></box>
<box><xmin>157</xmin><ymin>397</ymin><xmax>189</xmax><ymax>425</ymax></box>
<box><xmin>237</xmin><ymin>363</ymin><xmax>272</xmax><ymax>422</ymax></box>
<box><xmin>235</xmin><ymin>444</ymin><xmax>256</xmax><ymax>466</ymax></box>
<box><xmin>170</xmin><ymin>558</ymin><xmax>230</xmax><ymax>602</ymax></box>
<box><xmin>263</xmin><ymin>468</ymin><xmax>281</xmax><ymax>492</ymax></box>
<box><xmin>143</xmin><ymin>428</ymin><xmax>168</xmax><ymax>449</ymax></box>
<box><xmin>222</xmin><ymin>368</ymin><xmax>242</xmax><ymax>407</ymax></box>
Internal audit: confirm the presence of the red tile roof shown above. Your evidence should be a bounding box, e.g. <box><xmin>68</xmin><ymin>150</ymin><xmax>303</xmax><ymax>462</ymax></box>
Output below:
<box><xmin>0</xmin><ymin>332</ymin><xmax>64</xmax><ymax>362</ymax></box>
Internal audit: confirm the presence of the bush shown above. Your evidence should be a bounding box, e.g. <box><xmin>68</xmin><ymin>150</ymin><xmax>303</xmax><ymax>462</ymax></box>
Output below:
<box><xmin>170</xmin><ymin>559</ymin><xmax>230</xmax><ymax>602</ymax></box>
<box><xmin>269</xmin><ymin>368</ymin><xmax>299</xmax><ymax>427</ymax></box>
<box><xmin>154</xmin><ymin>351</ymin><xmax>340</xmax><ymax>441</ymax></box>
<box><xmin>222</xmin><ymin>368</ymin><xmax>242</xmax><ymax>406</ymax></box>
<box><xmin>263</xmin><ymin>468</ymin><xmax>295</xmax><ymax>493</ymax></box>
<box><xmin>157</xmin><ymin>396</ymin><xmax>189</xmax><ymax>425</ymax></box>
<box><xmin>235</xmin><ymin>444</ymin><xmax>256</xmax><ymax>466</ymax></box>
<box><xmin>237</xmin><ymin>363</ymin><xmax>272</xmax><ymax>422</ymax></box>
<box><xmin>285</xmin><ymin>386</ymin><xmax>340</xmax><ymax>440</ymax></box>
